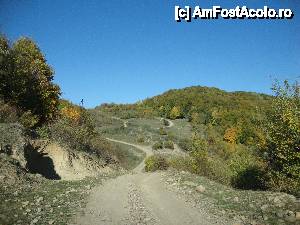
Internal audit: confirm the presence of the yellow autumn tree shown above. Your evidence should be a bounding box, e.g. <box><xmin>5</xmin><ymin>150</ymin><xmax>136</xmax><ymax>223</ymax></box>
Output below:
<box><xmin>0</xmin><ymin>36</ymin><xmax>61</xmax><ymax>124</ymax></box>
<box><xmin>60</xmin><ymin>106</ymin><xmax>81</xmax><ymax>124</ymax></box>
<box><xmin>169</xmin><ymin>106</ymin><xmax>182</xmax><ymax>119</ymax></box>
<box><xmin>223</xmin><ymin>127</ymin><xmax>238</xmax><ymax>144</ymax></box>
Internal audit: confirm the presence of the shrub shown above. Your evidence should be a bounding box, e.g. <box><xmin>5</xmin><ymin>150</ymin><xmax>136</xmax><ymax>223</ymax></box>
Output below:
<box><xmin>0</xmin><ymin>100</ymin><xmax>18</xmax><ymax>123</ymax></box>
<box><xmin>60</xmin><ymin>106</ymin><xmax>81</xmax><ymax>124</ymax></box>
<box><xmin>19</xmin><ymin>111</ymin><xmax>39</xmax><ymax>129</ymax></box>
<box><xmin>152</xmin><ymin>141</ymin><xmax>163</xmax><ymax>150</ymax></box>
<box><xmin>164</xmin><ymin>140</ymin><xmax>174</xmax><ymax>149</ymax></box>
<box><xmin>231</xmin><ymin>165</ymin><xmax>267</xmax><ymax>190</ymax></box>
<box><xmin>88</xmin><ymin>135</ymin><xmax>118</xmax><ymax>161</ymax></box>
<box><xmin>46</xmin><ymin>103</ymin><xmax>96</xmax><ymax>152</ymax></box>
<box><xmin>178</xmin><ymin>138</ymin><xmax>192</xmax><ymax>151</ymax></box>
<box><xmin>223</xmin><ymin>127</ymin><xmax>239</xmax><ymax>144</ymax></box>
<box><xmin>0</xmin><ymin>100</ymin><xmax>38</xmax><ymax>129</ymax></box>
<box><xmin>190</xmin><ymin>151</ymin><xmax>232</xmax><ymax>185</ymax></box>
<box><xmin>167</xmin><ymin>155</ymin><xmax>194</xmax><ymax>172</ymax></box>
<box><xmin>190</xmin><ymin>149</ymin><xmax>211</xmax><ymax>175</ymax></box>
<box><xmin>162</xmin><ymin>118</ymin><xmax>169</xmax><ymax>126</ymax></box>
<box><xmin>48</xmin><ymin>118</ymin><xmax>91</xmax><ymax>151</ymax></box>
<box><xmin>35</xmin><ymin>125</ymin><xmax>50</xmax><ymax>139</ymax></box>
<box><xmin>145</xmin><ymin>155</ymin><xmax>168</xmax><ymax>172</ymax></box>
<box><xmin>228</xmin><ymin>147</ymin><xmax>260</xmax><ymax>177</ymax></box>
<box><xmin>159</xmin><ymin>127</ymin><xmax>167</xmax><ymax>135</ymax></box>
<box><xmin>136</xmin><ymin>136</ymin><xmax>145</xmax><ymax>143</ymax></box>
<box><xmin>266</xmin><ymin>171</ymin><xmax>300</xmax><ymax>197</ymax></box>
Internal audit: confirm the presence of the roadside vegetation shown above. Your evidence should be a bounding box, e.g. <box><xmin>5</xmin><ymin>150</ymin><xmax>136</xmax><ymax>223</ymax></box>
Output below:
<box><xmin>0</xmin><ymin>34</ymin><xmax>140</xmax><ymax>224</ymax></box>
<box><xmin>0</xmin><ymin>34</ymin><xmax>130</xmax><ymax>167</ymax></box>
<box><xmin>95</xmin><ymin>83</ymin><xmax>300</xmax><ymax>197</ymax></box>
<box><xmin>163</xmin><ymin>169</ymin><xmax>299</xmax><ymax>225</ymax></box>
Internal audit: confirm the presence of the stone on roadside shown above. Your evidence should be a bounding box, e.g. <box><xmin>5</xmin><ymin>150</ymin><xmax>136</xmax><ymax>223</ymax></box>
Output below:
<box><xmin>285</xmin><ymin>211</ymin><xmax>296</xmax><ymax>222</ymax></box>
<box><xmin>296</xmin><ymin>212</ymin><xmax>300</xmax><ymax>220</ymax></box>
<box><xmin>195</xmin><ymin>185</ymin><xmax>205</xmax><ymax>193</ymax></box>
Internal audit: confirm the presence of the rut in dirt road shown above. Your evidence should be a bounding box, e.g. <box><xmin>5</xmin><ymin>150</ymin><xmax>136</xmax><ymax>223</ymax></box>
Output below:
<box><xmin>72</xmin><ymin>139</ymin><xmax>226</xmax><ymax>225</ymax></box>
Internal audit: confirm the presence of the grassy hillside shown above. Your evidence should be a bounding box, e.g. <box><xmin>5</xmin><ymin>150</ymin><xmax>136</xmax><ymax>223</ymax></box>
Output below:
<box><xmin>98</xmin><ymin>86</ymin><xmax>272</xmax><ymax>145</ymax></box>
<box><xmin>96</xmin><ymin>85</ymin><xmax>300</xmax><ymax>197</ymax></box>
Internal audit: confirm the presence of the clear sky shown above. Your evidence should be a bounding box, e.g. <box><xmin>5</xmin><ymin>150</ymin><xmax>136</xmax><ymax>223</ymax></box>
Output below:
<box><xmin>0</xmin><ymin>0</ymin><xmax>299</xmax><ymax>108</ymax></box>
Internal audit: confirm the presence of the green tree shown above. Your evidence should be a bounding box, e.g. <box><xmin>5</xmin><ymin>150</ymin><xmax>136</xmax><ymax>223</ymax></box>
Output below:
<box><xmin>264</xmin><ymin>80</ymin><xmax>300</xmax><ymax>184</ymax></box>
<box><xmin>0</xmin><ymin>36</ymin><xmax>12</xmax><ymax>100</ymax></box>
<box><xmin>0</xmin><ymin>36</ymin><xmax>61</xmax><ymax>124</ymax></box>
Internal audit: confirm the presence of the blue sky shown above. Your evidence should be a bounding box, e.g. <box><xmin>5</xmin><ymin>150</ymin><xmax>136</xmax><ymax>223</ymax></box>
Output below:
<box><xmin>0</xmin><ymin>0</ymin><xmax>299</xmax><ymax>108</ymax></box>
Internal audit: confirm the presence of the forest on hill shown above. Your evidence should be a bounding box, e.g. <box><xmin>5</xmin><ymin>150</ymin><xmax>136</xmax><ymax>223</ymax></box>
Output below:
<box><xmin>98</xmin><ymin>86</ymin><xmax>272</xmax><ymax>146</ymax></box>
<box><xmin>98</xmin><ymin>84</ymin><xmax>300</xmax><ymax>196</ymax></box>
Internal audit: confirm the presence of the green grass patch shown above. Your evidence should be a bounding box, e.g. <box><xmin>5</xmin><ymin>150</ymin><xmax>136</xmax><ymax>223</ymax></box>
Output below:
<box><xmin>111</xmin><ymin>142</ymin><xmax>146</xmax><ymax>170</ymax></box>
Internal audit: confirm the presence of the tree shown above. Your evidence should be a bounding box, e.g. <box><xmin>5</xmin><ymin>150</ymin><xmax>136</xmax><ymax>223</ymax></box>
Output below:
<box><xmin>168</xmin><ymin>106</ymin><xmax>182</xmax><ymax>119</ymax></box>
<box><xmin>264</xmin><ymin>80</ymin><xmax>300</xmax><ymax>182</ymax></box>
<box><xmin>0</xmin><ymin>36</ymin><xmax>61</xmax><ymax>124</ymax></box>
<box><xmin>0</xmin><ymin>36</ymin><xmax>12</xmax><ymax>100</ymax></box>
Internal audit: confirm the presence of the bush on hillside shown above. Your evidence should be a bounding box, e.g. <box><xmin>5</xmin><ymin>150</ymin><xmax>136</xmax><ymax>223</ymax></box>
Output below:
<box><xmin>228</xmin><ymin>147</ymin><xmax>262</xmax><ymax>179</ymax></box>
<box><xmin>136</xmin><ymin>136</ymin><xmax>145</xmax><ymax>143</ymax></box>
<box><xmin>19</xmin><ymin>111</ymin><xmax>39</xmax><ymax>129</ymax></box>
<box><xmin>0</xmin><ymin>100</ymin><xmax>18</xmax><ymax>123</ymax></box>
<box><xmin>231</xmin><ymin>165</ymin><xmax>267</xmax><ymax>190</ymax></box>
<box><xmin>266</xmin><ymin>171</ymin><xmax>300</xmax><ymax>197</ymax></box>
<box><xmin>164</xmin><ymin>140</ymin><xmax>174</xmax><ymax>149</ymax></box>
<box><xmin>152</xmin><ymin>141</ymin><xmax>163</xmax><ymax>150</ymax></box>
<box><xmin>223</xmin><ymin>127</ymin><xmax>239</xmax><ymax>144</ymax></box>
<box><xmin>159</xmin><ymin>127</ymin><xmax>167</xmax><ymax>135</ymax></box>
<box><xmin>261</xmin><ymin>80</ymin><xmax>300</xmax><ymax>195</ymax></box>
<box><xmin>0</xmin><ymin>35</ymin><xmax>61</xmax><ymax>125</ymax></box>
<box><xmin>162</xmin><ymin>118</ymin><xmax>169</xmax><ymax>126</ymax></box>
<box><xmin>177</xmin><ymin>138</ymin><xmax>192</xmax><ymax>152</ymax></box>
<box><xmin>166</xmin><ymin>152</ymin><xmax>232</xmax><ymax>185</ymax></box>
<box><xmin>36</xmin><ymin>101</ymin><xmax>95</xmax><ymax>152</ymax></box>
<box><xmin>0</xmin><ymin>100</ymin><xmax>39</xmax><ymax>129</ymax></box>
<box><xmin>145</xmin><ymin>155</ymin><xmax>168</xmax><ymax>172</ymax></box>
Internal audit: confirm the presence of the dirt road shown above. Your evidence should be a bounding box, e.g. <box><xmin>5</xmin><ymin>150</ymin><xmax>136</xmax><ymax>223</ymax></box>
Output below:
<box><xmin>72</xmin><ymin>139</ymin><xmax>225</xmax><ymax>225</ymax></box>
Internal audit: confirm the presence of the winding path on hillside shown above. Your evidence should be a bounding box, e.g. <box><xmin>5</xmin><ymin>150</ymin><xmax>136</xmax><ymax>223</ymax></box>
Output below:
<box><xmin>72</xmin><ymin>138</ymin><xmax>225</xmax><ymax>225</ymax></box>
<box><xmin>105</xmin><ymin>138</ymin><xmax>153</xmax><ymax>172</ymax></box>
<box><xmin>165</xmin><ymin>118</ymin><xmax>174</xmax><ymax>128</ymax></box>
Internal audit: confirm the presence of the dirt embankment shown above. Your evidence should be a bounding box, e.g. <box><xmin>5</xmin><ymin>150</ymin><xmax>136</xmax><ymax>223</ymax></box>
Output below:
<box><xmin>0</xmin><ymin>123</ymin><xmax>112</xmax><ymax>183</ymax></box>
<box><xmin>27</xmin><ymin>141</ymin><xmax>110</xmax><ymax>180</ymax></box>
